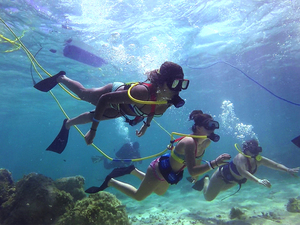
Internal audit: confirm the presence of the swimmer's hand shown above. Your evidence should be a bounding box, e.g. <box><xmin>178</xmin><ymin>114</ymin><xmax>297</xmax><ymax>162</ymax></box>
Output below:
<box><xmin>287</xmin><ymin>167</ymin><xmax>299</xmax><ymax>177</ymax></box>
<box><xmin>136</xmin><ymin>122</ymin><xmax>149</xmax><ymax>137</ymax></box>
<box><xmin>258</xmin><ymin>179</ymin><xmax>271</xmax><ymax>188</ymax></box>
<box><xmin>85</xmin><ymin>129</ymin><xmax>96</xmax><ymax>145</ymax></box>
<box><xmin>215</xmin><ymin>153</ymin><xmax>231</xmax><ymax>166</ymax></box>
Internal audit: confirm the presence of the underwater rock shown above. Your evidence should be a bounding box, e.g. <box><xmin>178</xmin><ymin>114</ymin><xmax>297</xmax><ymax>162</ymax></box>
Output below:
<box><xmin>0</xmin><ymin>168</ymin><xmax>14</xmax><ymax>205</ymax></box>
<box><xmin>0</xmin><ymin>169</ymin><xmax>15</xmax><ymax>223</ymax></box>
<box><xmin>54</xmin><ymin>176</ymin><xmax>86</xmax><ymax>202</ymax></box>
<box><xmin>55</xmin><ymin>191</ymin><xmax>130</xmax><ymax>225</ymax></box>
<box><xmin>286</xmin><ymin>198</ymin><xmax>300</xmax><ymax>213</ymax></box>
<box><xmin>229</xmin><ymin>207</ymin><xmax>245</xmax><ymax>219</ymax></box>
<box><xmin>257</xmin><ymin>211</ymin><xmax>281</xmax><ymax>222</ymax></box>
<box><xmin>1</xmin><ymin>173</ymin><xmax>74</xmax><ymax>225</ymax></box>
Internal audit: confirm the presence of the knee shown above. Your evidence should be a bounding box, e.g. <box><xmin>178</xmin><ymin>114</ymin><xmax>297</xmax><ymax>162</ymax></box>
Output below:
<box><xmin>135</xmin><ymin>195</ymin><xmax>147</xmax><ymax>201</ymax></box>
<box><xmin>76</xmin><ymin>88</ymin><xmax>88</xmax><ymax>100</ymax></box>
<box><xmin>204</xmin><ymin>193</ymin><xmax>216</xmax><ymax>202</ymax></box>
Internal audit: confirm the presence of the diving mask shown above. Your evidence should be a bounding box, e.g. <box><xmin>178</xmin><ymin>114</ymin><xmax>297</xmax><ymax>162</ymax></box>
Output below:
<box><xmin>168</xmin><ymin>94</ymin><xmax>185</xmax><ymax>108</ymax></box>
<box><xmin>207</xmin><ymin>133</ymin><xmax>220</xmax><ymax>142</ymax></box>
<box><xmin>203</xmin><ymin>120</ymin><xmax>219</xmax><ymax>130</ymax></box>
<box><xmin>249</xmin><ymin>146</ymin><xmax>262</xmax><ymax>155</ymax></box>
<box><xmin>167</xmin><ymin>79</ymin><xmax>189</xmax><ymax>91</ymax></box>
<box><xmin>247</xmin><ymin>146</ymin><xmax>262</xmax><ymax>161</ymax></box>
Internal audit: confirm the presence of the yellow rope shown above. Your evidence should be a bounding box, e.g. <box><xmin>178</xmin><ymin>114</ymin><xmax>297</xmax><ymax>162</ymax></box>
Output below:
<box><xmin>0</xmin><ymin>17</ymin><xmax>80</xmax><ymax>100</ymax></box>
<box><xmin>0</xmin><ymin>16</ymin><xmax>173</xmax><ymax>162</ymax></box>
<box><xmin>1</xmin><ymin>17</ymin><xmax>209</xmax><ymax>163</ymax></box>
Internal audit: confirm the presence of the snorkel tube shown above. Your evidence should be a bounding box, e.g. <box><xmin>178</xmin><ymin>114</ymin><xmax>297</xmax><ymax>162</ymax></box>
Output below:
<box><xmin>127</xmin><ymin>82</ymin><xmax>185</xmax><ymax>107</ymax></box>
<box><xmin>128</xmin><ymin>83</ymin><xmax>168</xmax><ymax>105</ymax></box>
<box><xmin>234</xmin><ymin>143</ymin><xmax>262</xmax><ymax>161</ymax></box>
<box><xmin>171</xmin><ymin>132</ymin><xmax>219</xmax><ymax>143</ymax></box>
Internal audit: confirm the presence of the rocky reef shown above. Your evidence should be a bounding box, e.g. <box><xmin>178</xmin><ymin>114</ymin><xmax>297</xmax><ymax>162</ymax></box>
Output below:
<box><xmin>56</xmin><ymin>192</ymin><xmax>130</xmax><ymax>225</ymax></box>
<box><xmin>0</xmin><ymin>168</ymin><xmax>130</xmax><ymax>225</ymax></box>
<box><xmin>229</xmin><ymin>207</ymin><xmax>245</xmax><ymax>220</ymax></box>
<box><xmin>286</xmin><ymin>197</ymin><xmax>300</xmax><ymax>213</ymax></box>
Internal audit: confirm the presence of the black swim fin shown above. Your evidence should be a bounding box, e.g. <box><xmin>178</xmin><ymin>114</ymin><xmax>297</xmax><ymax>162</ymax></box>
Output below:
<box><xmin>192</xmin><ymin>175</ymin><xmax>209</xmax><ymax>191</ymax></box>
<box><xmin>34</xmin><ymin>71</ymin><xmax>66</xmax><ymax>92</ymax></box>
<box><xmin>85</xmin><ymin>176</ymin><xmax>111</xmax><ymax>193</ymax></box>
<box><xmin>108</xmin><ymin>165</ymin><xmax>135</xmax><ymax>178</ymax></box>
<box><xmin>186</xmin><ymin>177</ymin><xmax>195</xmax><ymax>183</ymax></box>
<box><xmin>85</xmin><ymin>165</ymin><xmax>135</xmax><ymax>194</ymax></box>
<box><xmin>292</xmin><ymin>135</ymin><xmax>300</xmax><ymax>148</ymax></box>
<box><xmin>46</xmin><ymin>119</ymin><xmax>69</xmax><ymax>154</ymax></box>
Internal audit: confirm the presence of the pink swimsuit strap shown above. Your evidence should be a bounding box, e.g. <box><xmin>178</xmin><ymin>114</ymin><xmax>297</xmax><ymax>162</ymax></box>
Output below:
<box><xmin>150</xmin><ymin>157</ymin><xmax>165</xmax><ymax>181</ymax></box>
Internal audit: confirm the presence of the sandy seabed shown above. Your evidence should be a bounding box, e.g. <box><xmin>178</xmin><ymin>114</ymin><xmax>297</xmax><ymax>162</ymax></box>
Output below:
<box><xmin>116</xmin><ymin>179</ymin><xmax>299</xmax><ymax>225</ymax></box>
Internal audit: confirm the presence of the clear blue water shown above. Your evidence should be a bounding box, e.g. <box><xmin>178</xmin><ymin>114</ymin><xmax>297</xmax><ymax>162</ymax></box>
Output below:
<box><xmin>1</xmin><ymin>0</ymin><xmax>300</xmax><ymax>190</ymax></box>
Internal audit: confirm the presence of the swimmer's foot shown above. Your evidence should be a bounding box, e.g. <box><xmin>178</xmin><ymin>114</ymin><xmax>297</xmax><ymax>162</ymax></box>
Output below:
<box><xmin>192</xmin><ymin>175</ymin><xmax>209</xmax><ymax>191</ymax></box>
<box><xmin>85</xmin><ymin>176</ymin><xmax>111</xmax><ymax>194</ymax></box>
<box><xmin>84</xmin><ymin>165</ymin><xmax>135</xmax><ymax>194</ymax></box>
<box><xmin>46</xmin><ymin>119</ymin><xmax>69</xmax><ymax>154</ymax></box>
<box><xmin>108</xmin><ymin>165</ymin><xmax>135</xmax><ymax>178</ymax></box>
<box><xmin>34</xmin><ymin>71</ymin><xmax>66</xmax><ymax>92</ymax></box>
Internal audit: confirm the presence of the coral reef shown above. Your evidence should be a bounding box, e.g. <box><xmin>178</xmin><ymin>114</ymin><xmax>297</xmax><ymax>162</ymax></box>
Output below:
<box><xmin>229</xmin><ymin>207</ymin><xmax>246</xmax><ymax>219</ymax></box>
<box><xmin>54</xmin><ymin>176</ymin><xmax>86</xmax><ymax>202</ymax></box>
<box><xmin>0</xmin><ymin>169</ymin><xmax>15</xmax><ymax>222</ymax></box>
<box><xmin>286</xmin><ymin>197</ymin><xmax>300</xmax><ymax>213</ymax></box>
<box><xmin>55</xmin><ymin>191</ymin><xmax>130</xmax><ymax>225</ymax></box>
<box><xmin>0</xmin><ymin>169</ymin><xmax>130</xmax><ymax>225</ymax></box>
<box><xmin>0</xmin><ymin>169</ymin><xmax>14</xmax><ymax>205</ymax></box>
<box><xmin>256</xmin><ymin>211</ymin><xmax>281</xmax><ymax>222</ymax></box>
<box><xmin>0</xmin><ymin>173</ymin><xmax>74</xmax><ymax>225</ymax></box>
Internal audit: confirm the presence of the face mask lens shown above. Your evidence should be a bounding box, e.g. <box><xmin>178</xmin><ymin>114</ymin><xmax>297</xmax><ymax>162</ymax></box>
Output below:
<box><xmin>171</xmin><ymin>80</ymin><xmax>180</xmax><ymax>89</ymax></box>
<box><xmin>206</xmin><ymin>120</ymin><xmax>219</xmax><ymax>130</ymax></box>
<box><xmin>181</xmin><ymin>80</ymin><xmax>189</xmax><ymax>90</ymax></box>
<box><xmin>250</xmin><ymin>146</ymin><xmax>262</xmax><ymax>154</ymax></box>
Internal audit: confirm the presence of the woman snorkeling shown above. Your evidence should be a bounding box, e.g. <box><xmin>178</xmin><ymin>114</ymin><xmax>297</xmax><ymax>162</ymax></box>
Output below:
<box><xmin>198</xmin><ymin>139</ymin><xmax>299</xmax><ymax>201</ymax></box>
<box><xmin>85</xmin><ymin>110</ymin><xmax>231</xmax><ymax>201</ymax></box>
<box><xmin>34</xmin><ymin>61</ymin><xmax>189</xmax><ymax>153</ymax></box>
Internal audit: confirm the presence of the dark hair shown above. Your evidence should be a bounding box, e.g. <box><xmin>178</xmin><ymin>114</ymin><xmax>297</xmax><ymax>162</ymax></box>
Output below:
<box><xmin>243</xmin><ymin>139</ymin><xmax>261</xmax><ymax>154</ymax></box>
<box><xmin>146</xmin><ymin>61</ymin><xmax>184</xmax><ymax>86</ymax></box>
<box><xmin>189</xmin><ymin>110</ymin><xmax>213</xmax><ymax>132</ymax></box>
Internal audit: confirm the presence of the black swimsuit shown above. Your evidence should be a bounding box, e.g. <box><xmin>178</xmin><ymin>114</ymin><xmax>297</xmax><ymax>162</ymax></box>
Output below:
<box><xmin>220</xmin><ymin>159</ymin><xmax>257</xmax><ymax>185</ymax></box>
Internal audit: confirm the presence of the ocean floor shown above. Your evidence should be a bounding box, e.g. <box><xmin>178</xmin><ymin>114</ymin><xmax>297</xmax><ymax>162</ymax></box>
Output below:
<box><xmin>115</xmin><ymin>179</ymin><xmax>300</xmax><ymax>225</ymax></box>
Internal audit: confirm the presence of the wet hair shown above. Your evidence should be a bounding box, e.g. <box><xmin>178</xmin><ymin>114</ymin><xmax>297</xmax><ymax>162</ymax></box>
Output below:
<box><xmin>189</xmin><ymin>110</ymin><xmax>213</xmax><ymax>132</ymax></box>
<box><xmin>146</xmin><ymin>61</ymin><xmax>184</xmax><ymax>86</ymax></box>
<box><xmin>242</xmin><ymin>139</ymin><xmax>262</xmax><ymax>154</ymax></box>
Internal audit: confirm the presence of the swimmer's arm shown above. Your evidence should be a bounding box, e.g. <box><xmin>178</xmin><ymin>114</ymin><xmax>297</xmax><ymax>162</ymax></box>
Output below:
<box><xmin>184</xmin><ymin>139</ymin><xmax>211</xmax><ymax>177</ymax></box>
<box><xmin>190</xmin><ymin>159</ymin><xmax>202</xmax><ymax>181</ymax></box>
<box><xmin>238</xmin><ymin>168</ymin><xmax>260</xmax><ymax>183</ymax></box>
<box><xmin>136</xmin><ymin>114</ymin><xmax>153</xmax><ymax>137</ymax></box>
<box><xmin>237</xmin><ymin>162</ymin><xmax>271</xmax><ymax>188</ymax></box>
<box><xmin>92</xmin><ymin>86</ymin><xmax>149</xmax><ymax>129</ymax></box>
<box><xmin>91</xmin><ymin>90</ymin><xmax>134</xmax><ymax>130</ymax></box>
<box><xmin>260</xmin><ymin>157</ymin><xmax>299</xmax><ymax>177</ymax></box>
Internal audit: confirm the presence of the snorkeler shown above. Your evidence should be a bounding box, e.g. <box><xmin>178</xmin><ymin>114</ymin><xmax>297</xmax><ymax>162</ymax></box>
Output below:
<box><xmin>34</xmin><ymin>61</ymin><xmax>189</xmax><ymax>153</ymax></box>
<box><xmin>194</xmin><ymin>139</ymin><xmax>299</xmax><ymax>201</ymax></box>
<box><xmin>85</xmin><ymin>110</ymin><xmax>231</xmax><ymax>201</ymax></box>
<box><xmin>91</xmin><ymin>141</ymin><xmax>142</xmax><ymax>169</ymax></box>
